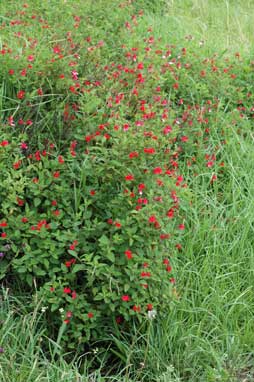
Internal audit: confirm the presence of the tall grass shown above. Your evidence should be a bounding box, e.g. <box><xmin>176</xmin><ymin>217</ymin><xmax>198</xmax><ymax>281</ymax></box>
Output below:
<box><xmin>1</xmin><ymin>0</ymin><xmax>254</xmax><ymax>381</ymax></box>
<box><xmin>142</xmin><ymin>0</ymin><xmax>254</xmax><ymax>56</ymax></box>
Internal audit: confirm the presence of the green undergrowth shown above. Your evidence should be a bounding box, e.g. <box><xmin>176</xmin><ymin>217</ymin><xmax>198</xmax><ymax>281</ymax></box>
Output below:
<box><xmin>0</xmin><ymin>0</ymin><xmax>254</xmax><ymax>381</ymax></box>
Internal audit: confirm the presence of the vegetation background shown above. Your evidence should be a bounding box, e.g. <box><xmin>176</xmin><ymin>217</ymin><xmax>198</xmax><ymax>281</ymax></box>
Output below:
<box><xmin>0</xmin><ymin>0</ymin><xmax>254</xmax><ymax>381</ymax></box>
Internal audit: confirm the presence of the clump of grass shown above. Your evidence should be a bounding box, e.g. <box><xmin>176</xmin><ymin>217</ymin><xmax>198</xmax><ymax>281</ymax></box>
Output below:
<box><xmin>0</xmin><ymin>1</ymin><xmax>254</xmax><ymax>381</ymax></box>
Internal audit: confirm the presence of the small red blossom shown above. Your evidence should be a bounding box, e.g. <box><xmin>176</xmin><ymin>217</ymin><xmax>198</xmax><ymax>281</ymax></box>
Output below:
<box><xmin>66</xmin><ymin>311</ymin><xmax>72</xmax><ymax>318</ymax></box>
<box><xmin>20</xmin><ymin>142</ymin><xmax>28</xmax><ymax>149</ymax></box>
<box><xmin>17</xmin><ymin>197</ymin><xmax>24</xmax><ymax>206</ymax></box>
<box><xmin>58</xmin><ymin>155</ymin><xmax>64</xmax><ymax>164</ymax></box>
<box><xmin>53</xmin><ymin>171</ymin><xmax>60</xmax><ymax>178</ymax></box>
<box><xmin>125</xmin><ymin>174</ymin><xmax>134</xmax><ymax>181</ymax></box>
<box><xmin>8</xmin><ymin>116</ymin><xmax>15</xmax><ymax>127</ymax></box>
<box><xmin>13</xmin><ymin>160</ymin><xmax>22</xmax><ymax>170</ymax></box>
<box><xmin>148</xmin><ymin>215</ymin><xmax>157</xmax><ymax>223</ymax></box>
<box><xmin>87</xmin><ymin>312</ymin><xmax>94</xmax><ymax>318</ymax></box>
<box><xmin>129</xmin><ymin>151</ymin><xmax>139</xmax><ymax>159</ymax></box>
<box><xmin>27</xmin><ymin>55</ymin><xmax>35</xmax><ymax>62</ymax></box>
<box><xmin>167</xmin><ymin>209</ymin><xmax>175</xmax><ymax>218</ymax></box>
<box><xmin>17</xmin><ymin>90</ymin><xmax>25</xmax><ymax>99</ymax></box>
<box><xmin>0</xmin><ymin>140</ymin><xmax>9</xmax><ymax>147</ymax></box>
<box><xmin>160</xmin><ymin>233</ymin><xmax>170</xmax><ymax>239</ymax></box>
<box><xmin>121</xmin><ymin>295</ymin><xmax>130</xmax><ymax>302</ymax></box>
<box><xmin>144</xmin><ymin>147</ymin><xmax>156</xmax><ymax>154</ymax></box>
<box><xmin>125</xmin><ymin>249</ymin><xmax>133</xmax><ymax>260</ymax></box>
<box><xmin>153</xmin><ymin>167</ymin><xmax>163</xmax><ymax>174</ymax></box>
<box><xmin>140</xmin><ymin>272</ymin><xmax>151</xmax><ymax>277</ymax></box>
<box><xmin>71</xmin><ymin>290</ymin><xmax>77</xmax><ymax>299</ymax></box>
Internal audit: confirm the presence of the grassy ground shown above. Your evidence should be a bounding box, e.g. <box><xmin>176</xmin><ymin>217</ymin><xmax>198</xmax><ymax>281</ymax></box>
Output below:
<box><xmin>0</xmin><ymin>0</ymin><xmax>254</xmax><ymax>381</ymax></box>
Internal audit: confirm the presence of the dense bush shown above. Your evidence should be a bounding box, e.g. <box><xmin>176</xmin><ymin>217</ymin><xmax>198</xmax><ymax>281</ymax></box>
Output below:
<box><xmin>1</xmin><ymin>0</ymin><xmax>253</xmax><ymax>351</ymax></box>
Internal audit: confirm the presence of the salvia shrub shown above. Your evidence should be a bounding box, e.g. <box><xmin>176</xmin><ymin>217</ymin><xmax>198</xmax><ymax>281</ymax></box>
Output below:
<box><xmin>0</xmin><ymin>0</ymin><xmax>250</xmax><ymax>348</ymax></box>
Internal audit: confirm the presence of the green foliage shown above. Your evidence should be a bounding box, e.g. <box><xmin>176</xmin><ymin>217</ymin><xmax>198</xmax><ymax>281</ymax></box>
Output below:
<box><xmin>0</xmin><ymin>0</ymin><xmax>254</xmax><ymax>381</ymax></box>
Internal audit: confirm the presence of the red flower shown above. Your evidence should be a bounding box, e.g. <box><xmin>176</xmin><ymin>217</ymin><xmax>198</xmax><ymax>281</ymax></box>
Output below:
<box><xmin>138</xmin><ymin>183</ymin><xmax>145</xmax><ymax>192</ymax></box>
<box><xmin>153</xmin><ymin>167</ymin><xmax>162</xmax><ymax>174</ymax></box>
<box><xmin>163</xmin><ymin>125</ymin><xmax>172</xmax><ymax>134</ymax></box>
<box><xmin>17</xmin><ymin>90</ymin><xmax>25</xmax><ymax>99</ymax></box>
<box><xmin>71</xmin><ymin>290</ymin><xmax>77</xmax><ymax>299</ymax></box>
<box><xmin>17</xmin><ymin>198</ymin><xmax>24</xmax><ymax>206</ymax></box>
<box><xmin>63</xmin><ymin>287</ymin><xmax>71</xmax><ymax>294</ymax></box>
<box><xmin>58</xmin><ymin>155</ymin><xmax>65</xmax><ymax>164</ymax></box>
<box><xmin>125</xmin><ymin>174</ymin><xmax>134</xmax><ymax>181</ymax></box>
<box><xmin>8</xmin><ymin>116</ymin><xmax>15</xmax><ymax>126</ymax></box>
<box><xmin>148</xmin><ymin>215</ymin><xmax>157</xmax><ymax>223</ymax></box>
<box><xmin>129</xmin><ymin>151</ymin><xmax>139</xmax><ymax>159</ymax></box>
<box><xmin>27</xmin><ymin>55</ymin><xmax>35</xmax><ymax>62</ymax></box>
<box><xmin>167</xmin><ymin>209</ymin><xmax>174</xmax><ymax>218</ymax></box>
<box><xmin>1</xmin><ymin>233</ymin><xmax>7</xmax><ymax>238</ymax></box>
<box><xmin>66</xmin><ymin>311</ymin><xmax>72</xmax><ymax>318</ymax></box>
<box><xmin>0</xmin><ymin>140</ymin><xmax>9</xmax><ymax>147</ymax></box>
<box><xmin>147</xmin><ymin>303</ymin><xmax>153</xmax><ymax>311</ymax></box>
<box><xmin>132</xmin><ymin>305</ymin><xmax>141</xmax><ymax>312</ymax></box>
<box><xmin>125</xmin><ymin>250</ymin><xmax>133</xmax><ymax>260</ymax></box>
<box><xmin>0</xmin><ymin>221</ymin><xmax>7</xmax><ymax>227</ymax></box>
<box><xmin>121</xmin><ymin>295</ymin><xmax>130</xmax><ymax>302</ymax></box>
<box><xmin>13</xmin><ymin>160</ymin><xmax>22</xmax><ymax>170</ymax></box>
<box><xmin>87</xmin><ymin>312</ymin><xmax>94</xmax><ymax>318</ymax></box>
<box><xmin>140</xmin><ymin>272</ymin><xmax>151</xmax><ymax>277</ymax></box>
<box><xmin>160</xmin><ymin>233</ymin><xmax>170</xmax><ymax>239</ymax></box>
<box><xmin>144</xmin><ymin>147</ymin><xmax>155</xmax><ymax>154</ymax></box>
<box><xmin>53</xmin><ymin>171</ymin><xmax>60</xmax><ymax>178</ymax></box>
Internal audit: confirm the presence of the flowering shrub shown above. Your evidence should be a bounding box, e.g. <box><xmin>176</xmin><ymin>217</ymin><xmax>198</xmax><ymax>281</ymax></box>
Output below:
<box><xmin>0</xmin><ymin>0</ymin><xmax>252</xmax><ymax>349</ymax></box>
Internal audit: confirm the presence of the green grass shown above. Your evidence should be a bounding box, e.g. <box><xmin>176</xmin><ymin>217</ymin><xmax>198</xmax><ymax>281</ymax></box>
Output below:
<box><xmin>1</xmin><ymin>0</ymin><xmax>254</xmax><ymax>381</ymax></box>
<box><xmin>152</xmin><ymin>0</ymin><xmax>254</xmax><ymax>56</ymax></box>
